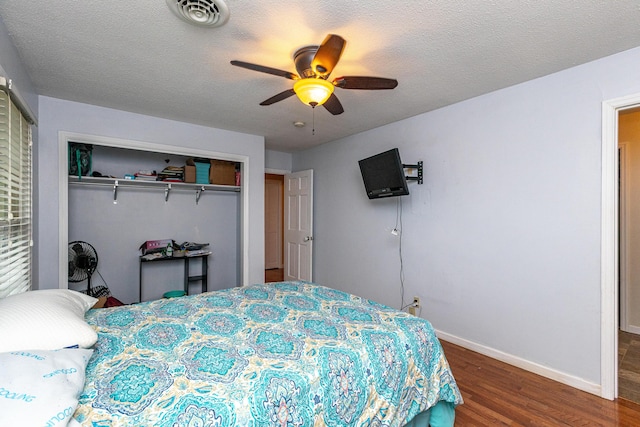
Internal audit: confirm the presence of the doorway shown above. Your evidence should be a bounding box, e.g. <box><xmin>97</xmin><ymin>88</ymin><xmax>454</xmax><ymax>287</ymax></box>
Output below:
<box><xmin>264</xmin><ymin>169</ymin><xmax>315</xmax><ymax>283</ymax></box>
<box><xmin>601</xmin><ymin>93</ymin><xmax>640</xmax><ymax>401</ymax></box>
<box><xmin>265</xmin><ymin>173</ymin><xmax>284</xmax><ymax>282</ymax></box>
<box><xmin>617</xmin><ymin>107</ymin><xmax>640</xmax><ymax>403</ymax></box>
<box><xmin>58</xmin><ymin>131</ymin><xmax>252</xmax><ymax>294</ymax></box>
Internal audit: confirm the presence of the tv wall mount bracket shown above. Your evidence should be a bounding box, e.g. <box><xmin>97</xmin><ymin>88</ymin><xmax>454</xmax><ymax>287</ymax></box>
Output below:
<box><xmin>403</xmin><ymin>161</ymin><xmax>423</xmax><ymax>185</ymax></box>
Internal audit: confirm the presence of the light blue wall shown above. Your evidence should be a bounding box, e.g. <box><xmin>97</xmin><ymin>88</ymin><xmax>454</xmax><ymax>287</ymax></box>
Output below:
<box><xmin>68</xmin><ymin>147</ymin><xmax>241</xmax><ymax>304</ymax></box>
<box><xmin>265</xmin><ymin>149</ymin><xmax>293</xmax><ymax>171</ymax></box>
<box><xmin>0</xmin><ymin>15</ymin><xmax>37</xmax><ymax>115</ymax></box>
<box><xmin>37</xmin><ymin>96</ymin><xmax>265</xmax><ymax>291</ymax></box>
<box><xmin>293</xmin><ymin>46</ymin><xmax>640</xmax><ymax>386</ymax></box>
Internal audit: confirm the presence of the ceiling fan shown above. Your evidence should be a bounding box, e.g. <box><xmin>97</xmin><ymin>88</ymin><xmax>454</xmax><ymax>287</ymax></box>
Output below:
<box><xmin>230</xmin><ymin>34</ymin><xmax>398</xmax><ymax>115</ymax></box>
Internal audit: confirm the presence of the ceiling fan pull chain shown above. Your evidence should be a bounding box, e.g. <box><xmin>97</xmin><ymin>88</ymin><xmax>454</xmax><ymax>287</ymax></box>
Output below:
<box><xmin>311</xmin><ymin>103</ymin><xmax>316</xmax><ymax>135</ymax></box>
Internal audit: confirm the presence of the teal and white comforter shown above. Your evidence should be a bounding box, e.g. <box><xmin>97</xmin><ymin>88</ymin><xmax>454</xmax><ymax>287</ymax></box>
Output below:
<box><xmin>73</xmin><ymin>281</ymin><xmax>462</xmax><ymax>426</ymax></box>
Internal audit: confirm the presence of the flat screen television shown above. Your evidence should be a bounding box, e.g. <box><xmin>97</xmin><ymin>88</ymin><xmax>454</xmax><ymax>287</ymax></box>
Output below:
<box><xmin>358</xmin><ymin>148</ymin><xmax>409</xmax><ymax>199</ymax></box>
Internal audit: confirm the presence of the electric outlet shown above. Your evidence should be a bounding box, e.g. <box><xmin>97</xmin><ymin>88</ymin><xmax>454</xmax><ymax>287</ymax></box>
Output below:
<box><xmin>413</xmin><ymin>296</ymin><xmax>421</xmax><ymax>307</ymax></box>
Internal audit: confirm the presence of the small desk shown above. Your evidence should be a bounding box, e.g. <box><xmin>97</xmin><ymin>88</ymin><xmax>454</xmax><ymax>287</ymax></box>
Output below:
<box><xmin>139</xmin><ymin>253</ymin><xmax>209</xmax><ymax>302</ymax></box>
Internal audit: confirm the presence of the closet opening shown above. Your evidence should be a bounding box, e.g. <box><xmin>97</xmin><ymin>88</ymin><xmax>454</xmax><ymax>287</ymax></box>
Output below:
<box><xmin>58</xmin><ymin>132</ymin><xmax>250</xmax><ymax>303</ymax></box>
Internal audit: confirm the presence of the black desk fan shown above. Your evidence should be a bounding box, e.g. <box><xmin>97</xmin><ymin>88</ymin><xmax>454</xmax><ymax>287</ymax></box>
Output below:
<box><xmin>68</xmin><ymin>241</ymin><xmax>98</xmax><ymax>295</ymax></box>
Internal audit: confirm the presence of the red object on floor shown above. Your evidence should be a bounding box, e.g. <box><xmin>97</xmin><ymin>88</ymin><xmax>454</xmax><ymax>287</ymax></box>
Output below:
<box><xmin>105</xmin><ymin>296</ymin><xmax>125</xmax><ymax>307</ymax></box>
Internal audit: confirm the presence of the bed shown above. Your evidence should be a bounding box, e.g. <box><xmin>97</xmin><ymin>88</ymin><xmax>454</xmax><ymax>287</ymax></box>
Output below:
<box><xmin>71</xmin><ymin>281</ymin><xmax>462</xmax><ymax>426</ymax></box>
<box><xmin>0</xmin><ymin>281</ymin><xmax>461</xmax><ymax>426</ymax></box>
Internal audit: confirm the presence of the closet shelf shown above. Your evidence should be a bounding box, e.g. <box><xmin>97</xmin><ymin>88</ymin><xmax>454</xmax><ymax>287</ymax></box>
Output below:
<box><xmin>69</xmin><ymin>176</ymin><xmax>240</xmax><ymax>203</ymax></box>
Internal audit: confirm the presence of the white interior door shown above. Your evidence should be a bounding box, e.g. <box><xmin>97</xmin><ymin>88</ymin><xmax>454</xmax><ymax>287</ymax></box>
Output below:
<box><xmin>284</xmin><ymin>170</ymin><xmax>313</xmax><ymax>281</ymax></box>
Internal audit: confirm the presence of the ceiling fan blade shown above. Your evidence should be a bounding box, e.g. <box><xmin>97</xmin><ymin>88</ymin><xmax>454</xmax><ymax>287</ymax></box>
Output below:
<box><xmin>333</xmin><ymin>76</ymin><xmax>398</xmax><ymax>90</ymax></box>
<box><xmin>260</xmin><ymin>89</ymin><xmax>296</xmax><ymax>106</ymax></box>
<box><xmin>311</xmin><ymin>34</ymin><xmax>346</xmax><ymax>77</ymax></box>
<box><xmin>230</xmin><ymin>60</ymin><xmax>299</xmax><ymax>80</ymax></box>
<box><xmin>323</xmin><ymin>93</ymin><xmax>344</xmax><ymax>115</ymax></box>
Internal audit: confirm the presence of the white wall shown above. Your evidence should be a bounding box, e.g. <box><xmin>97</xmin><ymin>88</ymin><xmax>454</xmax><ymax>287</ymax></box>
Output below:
<box><xmin>293</xmin><ymin>46</ymin><xmax>640</xmax><ymax>388</ymax></box>
<box><xmin>37</xmin><ymin>96</ymin><xmax>265</xmax><ymax>291</ymax></box>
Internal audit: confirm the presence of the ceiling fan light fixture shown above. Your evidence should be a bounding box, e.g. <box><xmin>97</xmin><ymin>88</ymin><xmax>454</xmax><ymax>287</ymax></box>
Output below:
<box><xmin>293</xmin><ymin>78</ymin><xmax>334</xmax><ymax>107</ymax></box>
<box><xmin>230</xmin><ymin>34</ymin><xmax>396</xmax><ymax>115</ymax></box>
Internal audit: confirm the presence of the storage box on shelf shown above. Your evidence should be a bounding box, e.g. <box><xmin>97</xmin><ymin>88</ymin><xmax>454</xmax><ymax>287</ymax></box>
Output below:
<box><xmin>194</xmin><ymin>161</ymin><xmax>210</xmax><ymax>184</ymax></box>
<box><xmin>210</xmin><ymin>160</ymin><xmax>237</xmax><ymax>185</ymax></box>
<box><xmin>184</xmin><ymin>165</ymin><xmax>196</xmax><ymax>183</ymax></box>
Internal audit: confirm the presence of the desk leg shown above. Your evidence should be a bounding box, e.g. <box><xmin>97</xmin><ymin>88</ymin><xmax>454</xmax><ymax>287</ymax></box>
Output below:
<box><xmin>184</xmin><ymin>258</ymin><xmax>189</xmax><ymax>295</ymax></box>
<box><xmin>202</xmin><ymin>256</ymin><xmax>208</xmax><ymax>294</ymax></box>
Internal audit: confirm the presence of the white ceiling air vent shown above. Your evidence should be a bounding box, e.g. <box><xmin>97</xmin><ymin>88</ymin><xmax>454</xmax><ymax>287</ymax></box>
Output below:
<box><xmin>166</xmin><ymin>0</ymin><xmax>230</xmax><ymax>27</ymax></box>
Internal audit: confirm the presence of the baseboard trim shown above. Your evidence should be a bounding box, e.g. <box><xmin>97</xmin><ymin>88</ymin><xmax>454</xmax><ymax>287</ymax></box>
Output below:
<box><xmin>435</xmin><ymin>330</ymin><xmax>602</xmax><ymax>397</ymax></box>
<box><xmin>622</xmin><ymin>325</ymin><xmax>640</xmax><ymax>335</ymax></box>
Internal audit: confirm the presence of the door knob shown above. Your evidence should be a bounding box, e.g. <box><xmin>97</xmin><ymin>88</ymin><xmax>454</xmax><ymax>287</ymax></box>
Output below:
<box><xmin>304</xmin><ymin>236</ymin><xmax>313</xmax><ymax>242</ymax></box>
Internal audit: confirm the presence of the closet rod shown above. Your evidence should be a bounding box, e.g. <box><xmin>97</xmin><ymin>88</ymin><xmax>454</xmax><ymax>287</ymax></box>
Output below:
<box><xmin>70</xmin><ymin>177</ymin><xmax>239</xmax><ymax>203</ymax></box>
<box><xmin>68</xmin><ymin>177</ymin><xmax>239</xmax><ymax>193</ymax></box>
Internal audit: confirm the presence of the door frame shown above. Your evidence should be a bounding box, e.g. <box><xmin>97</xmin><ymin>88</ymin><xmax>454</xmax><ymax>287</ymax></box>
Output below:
<box><xmin>601</xmin><ymin>92</ymin><xmax>640</xmax><ymax>400</ymax></box>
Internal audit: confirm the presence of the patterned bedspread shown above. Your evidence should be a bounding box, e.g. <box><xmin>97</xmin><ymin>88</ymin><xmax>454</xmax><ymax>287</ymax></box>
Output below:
<box><xmin>73</xmin><ymin>281</ymin><xmax>462</xmax><ymax>426</ymax></box>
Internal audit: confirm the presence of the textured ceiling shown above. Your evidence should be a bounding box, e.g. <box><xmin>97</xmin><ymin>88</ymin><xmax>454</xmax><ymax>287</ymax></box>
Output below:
<box><xmin>1</xmin><ymin>1</ymin><xmax>639</xmax><ymax>152</ymax></box>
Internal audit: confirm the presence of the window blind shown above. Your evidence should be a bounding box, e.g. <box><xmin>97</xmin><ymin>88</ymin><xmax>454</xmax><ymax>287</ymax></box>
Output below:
<box><xmin>0</xmin><ymin>78</ymin><xmax>34</xmax><ymax>297</ymax></box>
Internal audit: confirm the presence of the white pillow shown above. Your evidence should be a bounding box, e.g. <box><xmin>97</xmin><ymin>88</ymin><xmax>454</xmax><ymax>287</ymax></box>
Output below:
<box><xmin>0</xmin><ymin>289</ymin><xmax>98</xmax><ymax>353</ymax></box>
<box><xmin>0</xmin><ymin>348</ymin><xmax>93</xmax><ymax>427</ymax></box>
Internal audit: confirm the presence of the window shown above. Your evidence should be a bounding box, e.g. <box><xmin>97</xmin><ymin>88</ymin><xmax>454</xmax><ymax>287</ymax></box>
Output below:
<box><xmin>0</xmin><ymin>78</ymin><xmax>35</xmax><ymax>297</ymax></box>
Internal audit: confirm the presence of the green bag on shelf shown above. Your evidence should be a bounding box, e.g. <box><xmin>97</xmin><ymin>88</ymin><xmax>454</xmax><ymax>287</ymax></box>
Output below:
<box><xmin>69</xmin><ymin>142</ymin><xmax>93</xmax><ymax>178</ymax></box>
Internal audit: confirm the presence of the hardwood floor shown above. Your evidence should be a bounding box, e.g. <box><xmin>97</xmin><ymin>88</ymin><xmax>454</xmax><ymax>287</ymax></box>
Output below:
<box><xmin>264</xmin><ymin>268</ymin><xmax>284</xmax><ymax>283</ymax></box>
<box><xmin>619</xmin><ymin>330</ymin><xmax>640</xmax><ymax>404</ymax></box>
<box><xmin>440</xmin><ymin>340</ymin><xmax>640</xmax><ymax>426</ymax></box>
